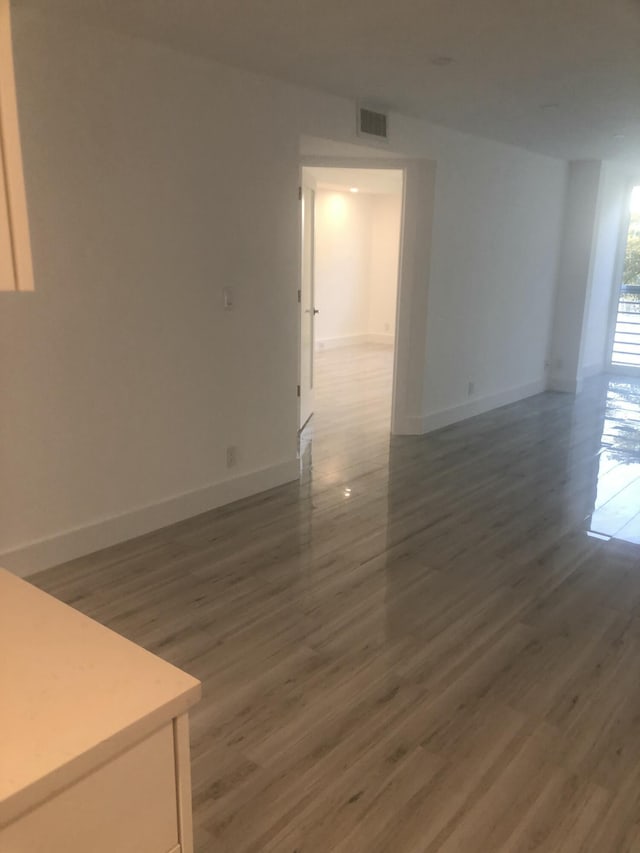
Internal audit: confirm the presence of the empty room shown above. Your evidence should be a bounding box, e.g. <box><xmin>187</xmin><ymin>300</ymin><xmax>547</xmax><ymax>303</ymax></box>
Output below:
<box><xmin>299</xmin><ymin>166</ymin><xmax>403</xmax><ymax>479</ymax></box>
<box><xmin>2</xmin><ymin>1</ymin><xmax>640</xmax><ymax>851</ymax></box>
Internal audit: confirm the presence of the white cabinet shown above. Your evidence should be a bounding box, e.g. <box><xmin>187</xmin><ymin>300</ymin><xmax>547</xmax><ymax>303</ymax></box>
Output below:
<box><xmin>0</xmin><ymin>570</ymin><xmax>201</xmax><ymax>853</ymax></box>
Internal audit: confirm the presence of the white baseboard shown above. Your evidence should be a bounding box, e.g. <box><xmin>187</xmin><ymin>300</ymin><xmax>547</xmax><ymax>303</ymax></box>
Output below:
<box><xmin>421</xmin><ymin>379</ymin><xmax>547</xmax><ymax>434</ymax></box>
<box><xmin>1</xmin><ymin>459</ymin><xmax>299</xmax><ymax>578</ymax></box>
<box><xmin>316</xmin><ymin>333</ymin><xmax>394</xmax><ymax>350</ymax></box>
<box><xmin>316</xmin><ymin>334</ymin><xmax>364</xmax><ymax>350</ymax></box>
<box><xmin>580</xmin><ymin>363</ymin><xmax>604</xmax><ymax>381</ymax></box>
<box><xmin>391</xmin><ymin>414</ymin><xmax>426</xmax><ymax>435</ymax></box>
<box><xmin>365</xmin><ymin>333</ymin><xmax>395</xmax><ymax>346</ymax></box>
<box><xmin>548</xmin><ymin>375</ymin><xmax>584</xmax><ymax>394</ymax></box>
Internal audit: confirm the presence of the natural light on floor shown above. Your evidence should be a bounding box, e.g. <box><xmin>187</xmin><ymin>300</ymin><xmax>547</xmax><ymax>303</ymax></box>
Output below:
<box><xmin>589</xmin><ymin>380</ymin><xmax>640</xmax><ymax>543</ymax></box>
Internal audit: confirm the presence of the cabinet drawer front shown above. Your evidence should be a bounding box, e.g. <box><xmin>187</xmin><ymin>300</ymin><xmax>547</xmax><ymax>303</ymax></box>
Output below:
<box><xmin>1</xmin><ymin>725</ymin><xmax>178</xmax><ymax>853</ymax></box>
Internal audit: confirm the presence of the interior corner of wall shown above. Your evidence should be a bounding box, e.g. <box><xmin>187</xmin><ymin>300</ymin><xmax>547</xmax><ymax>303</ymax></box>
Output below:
<box><xmin>548</xmin><ymin>374</ymin><xmax>582</xmax><ymax>394</ymax></box>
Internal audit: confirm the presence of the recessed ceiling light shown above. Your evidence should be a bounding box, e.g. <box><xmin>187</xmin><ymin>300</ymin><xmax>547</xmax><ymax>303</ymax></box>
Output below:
<box><xmin>614</xmin><ymin>134</ymin><xmax>625</xmax><ymax>142</ymax></box>
<box><xmin>431</xmin><ymin>55</ymin><xmax>454</xmax><ymax>67</ymax></box>
<box><xmin>349</xmin><ymin>187</ymin><xmax>359</xmax><ymax>193</ymax></box>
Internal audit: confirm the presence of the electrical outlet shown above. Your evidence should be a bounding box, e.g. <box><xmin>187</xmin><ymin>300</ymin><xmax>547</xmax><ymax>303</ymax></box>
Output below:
<box><xmin>468</xmin><ymin>381</ymin><xmax>475</xmax><ymax>397</ymax></box>
<box><xmin>384</xmin><ymin>322</ymin><xmax>390</xmax><ymax>332</ymax></box>
<box><xmin>226</xmin><ymin>445</ymin><xmax>237</xmax><ymax>468</ymax></box>
<box><xmin>223</xmin><ymin>286</ymin><xmax>234</xmax><ymax>310</ymax></box>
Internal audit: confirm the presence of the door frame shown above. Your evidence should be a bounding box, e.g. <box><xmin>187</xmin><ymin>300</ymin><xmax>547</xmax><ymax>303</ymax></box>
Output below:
<box><xmin>299</xmin><ymin>175</ymin><xmax>317</xmax><ymax>430</ymax></box>
<box><xmin>605</xmin><ymin>178</ymin><xmax>640</xmax><ymax>377</ymax></box>
<box><xmin>297</xmin><ymin>154</ymin><xmax>436</xmax><ymax>436</ymax></box>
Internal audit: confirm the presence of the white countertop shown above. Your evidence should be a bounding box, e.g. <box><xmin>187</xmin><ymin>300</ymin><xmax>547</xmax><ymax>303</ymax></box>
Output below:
<box><xmin>0</xmin><ymin>568</ymin><xmax>201</xmax><ymax>826</ymax></box>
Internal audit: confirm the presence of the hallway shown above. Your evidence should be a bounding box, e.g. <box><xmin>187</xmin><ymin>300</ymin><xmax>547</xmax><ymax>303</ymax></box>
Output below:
<box><xmin>300</xmin><ymin>342</ymin><xmax>395</xmax><ymax>485</ymax></box>
<box><xmin>32</xmin><ymin>349</ymin><xmax>640</xmax><ymax>852</ymax></box>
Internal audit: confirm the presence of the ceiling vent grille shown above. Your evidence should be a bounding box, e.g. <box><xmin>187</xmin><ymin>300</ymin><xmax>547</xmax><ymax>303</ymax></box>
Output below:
<box><xmin>357</xmin><ymin>106</ymin><xmax>389</xmax><ymax>141</ymax></box>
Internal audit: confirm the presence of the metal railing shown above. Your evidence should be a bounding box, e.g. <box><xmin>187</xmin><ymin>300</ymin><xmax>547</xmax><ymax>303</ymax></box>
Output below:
<box><xmin>612</xmin><ymin>285</ymin><xmax>640</xmax><ymax>368</ymax></box>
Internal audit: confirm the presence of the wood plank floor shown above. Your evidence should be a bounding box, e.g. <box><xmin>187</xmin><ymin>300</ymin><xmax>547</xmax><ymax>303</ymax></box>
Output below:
<box><xmin>32</xmin><ymin>344</ymin><xmax>640</xmax><ymax>852</ymax></box>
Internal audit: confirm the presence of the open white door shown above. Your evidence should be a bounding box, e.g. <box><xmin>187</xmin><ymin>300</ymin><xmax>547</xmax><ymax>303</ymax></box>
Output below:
<box><xmin>299</xmin><ymin>183</ymin><xmax>316</xmax><ymax>429</ymax></box>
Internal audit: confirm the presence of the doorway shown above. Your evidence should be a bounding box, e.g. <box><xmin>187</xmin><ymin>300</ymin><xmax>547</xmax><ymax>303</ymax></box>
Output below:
<box><xmin>609</xmin><ymin>184</ymin><xmax>640</xmax><ymax>374</ymax></box>
<box><xmin>298</xmin><ymin>166</ymin><xmax>403</xmax><ymax>435</ymax></box>
<box><xmin>299</xmin><ymin>182</ymin><xmax>316</xmax><ymax>429</ymax></box>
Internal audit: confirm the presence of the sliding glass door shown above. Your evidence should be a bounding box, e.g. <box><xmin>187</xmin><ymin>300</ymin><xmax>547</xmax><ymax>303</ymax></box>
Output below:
<box><xmin>610</xmin><ymin>186</ymin><xmax>640</xmax><ymax>374</ymax></box>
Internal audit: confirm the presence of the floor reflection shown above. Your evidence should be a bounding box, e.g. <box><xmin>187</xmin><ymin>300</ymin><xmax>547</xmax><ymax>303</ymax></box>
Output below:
<box><xmin>37</xmin><ymin>347</ymin><xmax>640</xmax><ymax>851</ymax></box>
<box><xmin>306</xmin><ymin>348</ymin><xmax>640</xmax><ymax>566</ymax></box>
<box><xmin>589</xmin><ymin>379</ymin><xmax>640</xmax><ymax>543</ymax></box>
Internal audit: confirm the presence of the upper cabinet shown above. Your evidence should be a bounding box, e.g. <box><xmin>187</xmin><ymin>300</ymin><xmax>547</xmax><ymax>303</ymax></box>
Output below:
<box><xmin>0</xmin><ymin>0</ymin><xmax>32</xmax><ymax>292</ymax></box>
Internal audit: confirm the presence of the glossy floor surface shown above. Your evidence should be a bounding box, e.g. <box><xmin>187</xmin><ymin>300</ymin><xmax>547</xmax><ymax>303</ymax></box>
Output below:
<box><xmin>33</xmin><ymin>344</ymin><xmax>640</xmax><ymax>852</ymax></box>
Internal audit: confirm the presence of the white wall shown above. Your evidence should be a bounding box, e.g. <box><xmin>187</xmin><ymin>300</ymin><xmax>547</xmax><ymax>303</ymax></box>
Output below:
<box><xmin>1</xmin><ymin>9</ymin><xmax>568</xmax><ymax>572</ymax></box>
<box><xmin>314</xmin><ymin>189</ymin><xmax>400</xmax><ymax>347</ymax></box>
<box><xmin>422</xmin><ymin>139</ymin><xmax>567</xmax><ymax>427</ymax></box>
<box><xmin>548</xmin><ymin>161</ymin><xmax>601</xmax><ymax>392</ymax></box>
<box><xmin>549</xmin><ymin>160</ymin><xmax>635</xmax><ymax>392</ymax></box>
<box><xmin>369</xmin><ymin>194</ymin><xmax>402</xmax><ymax>340</ymax></box>
<box><xmin>581</xmin><ymin>163</ymin><xmax>631</xmax><ymax>375</ymax></box>
<box><xmin>1</xmin><ymin>12</ymin><xmax>303</xmax><ymax>573</ymax></box>
<box><xmin>314</xmin><ymin>190</ymin><xmax>371</xmax><ymax>345</ymax></box>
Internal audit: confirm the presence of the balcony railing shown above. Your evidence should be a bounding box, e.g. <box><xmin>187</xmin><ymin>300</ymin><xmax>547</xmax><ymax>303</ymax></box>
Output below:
<box><xmin>612</xmin><ymin>285</ymin><xmax>640</xmax><ymax>369</ymax></box>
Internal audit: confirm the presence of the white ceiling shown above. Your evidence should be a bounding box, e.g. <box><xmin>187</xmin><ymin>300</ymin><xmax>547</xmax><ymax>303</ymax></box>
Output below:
<box><xmin>21</xmin><ymin>0</ymin><xmax>640</xmax><ymax>162</ymax></box>
<box><xmin>304</xmin><ymin>167</ymin><xmax>403</xmax><ymax>195</ymax></box>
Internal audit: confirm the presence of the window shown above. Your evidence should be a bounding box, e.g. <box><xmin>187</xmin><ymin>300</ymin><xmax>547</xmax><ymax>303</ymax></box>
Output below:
<box><xmin>0</xmin><ymin>0</ymin><xmax>33</xmax><ymax>292</ymax></box>
<box><xmin>610</xmin><ymin>185</ymin><xmax>640</xmax><ymax>371</ymax></box>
